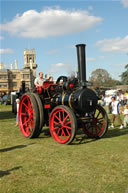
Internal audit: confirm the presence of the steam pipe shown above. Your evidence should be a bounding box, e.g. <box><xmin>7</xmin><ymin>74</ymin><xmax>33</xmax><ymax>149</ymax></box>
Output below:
<box><xmin>76</xmin><ymin>44</ymin><xmax>86</xmax><ymax>87</ymax></box>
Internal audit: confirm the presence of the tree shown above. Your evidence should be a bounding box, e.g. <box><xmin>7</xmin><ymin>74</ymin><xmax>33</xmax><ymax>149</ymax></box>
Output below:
<box><xmin>120</xmin><ymin>64</ymin><xmax>128</xmax><ymax>85</ymax></box>
<box><xmin>89</xmin><ymin>68</ymin><xmax>113</xmax><ymax>87</ymax></box>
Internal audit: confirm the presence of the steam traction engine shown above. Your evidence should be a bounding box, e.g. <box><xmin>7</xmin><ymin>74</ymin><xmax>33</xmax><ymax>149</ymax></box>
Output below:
<box><xmin>19</xmin><ymin>44</ymin><xmax>108</xmax><ymax>144</ymax></box>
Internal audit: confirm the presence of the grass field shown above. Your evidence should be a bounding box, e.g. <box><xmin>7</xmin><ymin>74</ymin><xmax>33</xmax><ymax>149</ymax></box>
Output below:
<box><xmin>0</xmin><ymin>105</ymin><xmax>128</xmax><ymax>193</ymax></box>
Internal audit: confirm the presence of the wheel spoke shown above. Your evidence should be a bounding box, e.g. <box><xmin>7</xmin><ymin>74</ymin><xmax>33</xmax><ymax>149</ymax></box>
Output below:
<box><xmin>64</xmin><ymin>125</ymin><xmax>72</xmax><ymax>130</ymax></box>
<box><xmin>54</xmin><ymin>121</ymin><xmax>59</xmax><ymax>125</ymax></box>
<box><xmin>55</xmin><ymin>115</ymin><xmax>60</xmax><ymax>121</ymax></box>
<box><xmin>97</xmin><ymin>124</ymin><xmax>101</xmax><ymax>130</ymax></box>
<box><xmin>65</xmin><ymin>128</ymin><xmax>70</xmax><ymax>136</ymax></box>
<box><xmin>62</xmin><ymin>129</ymin><xmax>67</xmax><ymax>139</ymax></box>
<box><xmin>53</xmin><ymin>127</ymin><xmax>59</xmax><ymax>131</ymax></box>
<box><xmin>97</xmin><ymin>120</ymin><xmax>103</xmax><ymax>125</ymax></box>
<box><xmin>22</xmin><ymin>102</ymin><xmax>29</xmax><ymax>110</ymax></box>
<box><xmin>60</xmin><ymin>129</ymin><xmax>64</xmax><ymax>139</ymax></box>
<box><xmin>22</xmin><ymin>119</ymin><xmax>29</xmax><ymax>126</ymax></box>
<box><xmin>64</xmin><ymin>121</ymin><xmax>71</xmax><ymax>126</ymax></box>
<box><xmin>63</xmin><ymin>114</ymin><xmax>69</xmax><ymax>123</ymax></box>
<box><xmin>97</xmin><ymin>117</ymin><xmax>103</xmax><ymax>121</ymax></box>
<box><xmin>59</xmin><ymin>111</ymin><xmax>61</xmax><ymax>121</ymax></box>
<box><xmin>96</xmin><ymin>111</ymin><xmax>100</xmax><ymax>118</ymax></box>
<box><xmin>25</xmin><ymin>126</ymin><xmax>30</xmax><ymax>134</ymax></box>
<box><xmin>56</xmin><ymin>127</ymin><xmax>61</xmax><ymax>135</ymax></box>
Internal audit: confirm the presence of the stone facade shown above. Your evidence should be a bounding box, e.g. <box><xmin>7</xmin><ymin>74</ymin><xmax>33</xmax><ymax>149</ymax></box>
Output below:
<box><xmin>0</xmin><ymin>49</ymin><xmax>37</xmax><ymax>95</ymax></box>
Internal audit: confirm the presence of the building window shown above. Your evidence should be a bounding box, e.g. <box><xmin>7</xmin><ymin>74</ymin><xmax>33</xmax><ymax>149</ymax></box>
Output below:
<box><xmin>0</xmin><ymin>75</ymin><xmax>8</xmax><ymax>79</ymax></box>
<box><xmin>12</xmin><ymin>82</ymin><xmax>17</xmax><ymax>88</ymax></box>
<box><xmin>25</xmin><ymin>82</ymin><xmax>30</xmax><ymax>87</ymax></box>
<box><xmin>22</xmin><ymin>74</ymin><xmax>29</xmax><ymax>79</ymax></box>
<box><xmin>0</xmin><ymin>83</ymin><xmax>8</xmax><ymax>88</ymax></box>
<box><xmin>12</xmin><ymin>74</ymin><xmax>16</xmax><ymax>79</ymax></box>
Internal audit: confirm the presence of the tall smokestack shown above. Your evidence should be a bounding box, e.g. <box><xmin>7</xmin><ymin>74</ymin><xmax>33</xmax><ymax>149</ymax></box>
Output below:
<box><xmin>76</xmin><ymin>44</ymin><xmax>86</xmax><ymax>87</ymax></box>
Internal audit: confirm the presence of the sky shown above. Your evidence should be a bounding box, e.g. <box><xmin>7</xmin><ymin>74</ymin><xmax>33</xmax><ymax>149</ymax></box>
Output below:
<box><xmin>0</xmin><ymin>0</ymin><xmax>128</xmax><ymax>81</ymax></box>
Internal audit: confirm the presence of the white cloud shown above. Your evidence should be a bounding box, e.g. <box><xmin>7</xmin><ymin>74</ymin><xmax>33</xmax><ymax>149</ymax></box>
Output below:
<box><xmin>121</xmin><ymin>0</ymin><xmax>128</xmax><ymax>8</ymax></box>
<box><xmin>0</xmin><ymin>36</ymin><xmax>4</xmax><ymax>40</ymax></box>
<box><xmin>96</xmin><ymin>35</ymin><xmax>128</xmax><ymax>53</ymax></box>
<box><xmin>49</xmin><ymin>62</ymin><xmax>74</xmax><ymax>74</ymax></box>
<box><xmin>0</xmin><ymin>48</ymin><xmax>14</xmax><ymax>54</ymax></box>
<box><xmin>0</xmin><ymin>7</ymin><xmax>102</xmax><ymax>38</ymax></box>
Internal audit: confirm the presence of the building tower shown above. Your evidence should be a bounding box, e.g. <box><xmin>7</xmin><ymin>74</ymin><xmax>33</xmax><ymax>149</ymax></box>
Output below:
<box><xmin>0</xmin><ymin>62</ymin><xmax>4</xmax><ymax>69</ymax></box>
<box><xmin>23</xmin><ymin>49</ymin><xmax>37</xmax><ymax>77</ymax></box>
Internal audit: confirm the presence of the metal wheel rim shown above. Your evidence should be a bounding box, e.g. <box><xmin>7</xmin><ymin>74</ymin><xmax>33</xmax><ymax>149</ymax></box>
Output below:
<box><xmin>50</xmin><ymin>107</ymin><xmax>73</xmax><ymax>143</ymax></box>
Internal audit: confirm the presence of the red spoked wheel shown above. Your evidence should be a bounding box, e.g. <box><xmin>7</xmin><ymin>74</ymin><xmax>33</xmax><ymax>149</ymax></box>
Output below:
<box><xmin>19</xmin><ymin>93</ymin><xmax>39</xmax><ymax>138</ymax></box>
<box><xmin>49</xmin><ymin>105</ymin><xmax>77</xmax><ymax>144</ymax></box>
<box><xmin>83</xmin><ymin>104</ymin><xmax>108</xmax><ymax>138</ymax></box>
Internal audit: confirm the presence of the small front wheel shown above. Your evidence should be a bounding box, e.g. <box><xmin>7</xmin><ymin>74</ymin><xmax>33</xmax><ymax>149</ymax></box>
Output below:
<box><xmin>49</xmin><ymin>105</ymin><xmax>77</xmax><ymax>144</ymax></box>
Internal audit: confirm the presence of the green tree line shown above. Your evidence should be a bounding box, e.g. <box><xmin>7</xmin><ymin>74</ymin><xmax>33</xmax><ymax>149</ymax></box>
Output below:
<box><xmin>89</xmin><ymin>64</ymin><xmax>128</xmax><ymax>88</ymax></box>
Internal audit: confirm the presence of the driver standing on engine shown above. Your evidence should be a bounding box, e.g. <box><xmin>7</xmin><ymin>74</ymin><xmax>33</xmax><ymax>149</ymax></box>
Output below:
<box><xmin>34</xmin><ymin>72</ymin><xmax>45</xmax><ymax>87</ymax></box>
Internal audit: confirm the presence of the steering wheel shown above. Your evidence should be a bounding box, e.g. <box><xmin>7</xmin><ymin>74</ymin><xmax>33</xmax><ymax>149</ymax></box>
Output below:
<box><xmin>56</xmin><ymin>76</ymin><xmax>68</xmax><ymax>84</ymax></box>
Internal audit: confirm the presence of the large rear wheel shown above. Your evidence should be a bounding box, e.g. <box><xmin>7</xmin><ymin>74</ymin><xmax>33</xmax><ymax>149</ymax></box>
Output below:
<box><xmin>32</xmin><ymin>93</ymin><xmax>44</xmax><ymax>136</ymax></box>
<box><xmin>19</xmin><ymin>93</ymin><xmax>40</xmax><ymax>138</ymax></box>
<box><xmin>83</xmin><ymin>104</ymin><xmax>108</xmax><ymax>138</ymax></box>
<box><xmin>49</xmin><ymin>105</ymin><xmax>77</xmax><ymax>144</ymax></box>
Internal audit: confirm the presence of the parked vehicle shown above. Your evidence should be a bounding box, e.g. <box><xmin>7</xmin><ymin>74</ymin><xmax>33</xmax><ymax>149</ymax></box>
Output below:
<box><xmin>105</xmin><ymin>89</ymin><xmax>119</xmax><ymax>97</ymax></box>
<box><xmin>1</xmin><ymin>95</ymin><xmax>11</xmax><ymax>105</ymax></box>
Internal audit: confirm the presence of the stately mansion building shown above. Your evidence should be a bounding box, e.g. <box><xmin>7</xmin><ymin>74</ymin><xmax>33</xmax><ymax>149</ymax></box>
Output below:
<box><xmin>0</xmin><ymin>49</ymin><xmax>37</xmax><ymax>95</ymax></box>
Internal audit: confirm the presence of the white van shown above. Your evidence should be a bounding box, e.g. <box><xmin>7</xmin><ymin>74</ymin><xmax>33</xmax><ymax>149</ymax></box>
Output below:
<box><xmin>105</xmin><ymin>89</ymin><xmax>119</xmax><ymax>97</ymax></box>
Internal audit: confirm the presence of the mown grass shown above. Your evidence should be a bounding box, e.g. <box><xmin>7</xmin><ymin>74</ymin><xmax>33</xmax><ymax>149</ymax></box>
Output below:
<box><xmin>0</xmin><ymin>105</ymin><xmax>128</xmax><ymax>193</ymax></box>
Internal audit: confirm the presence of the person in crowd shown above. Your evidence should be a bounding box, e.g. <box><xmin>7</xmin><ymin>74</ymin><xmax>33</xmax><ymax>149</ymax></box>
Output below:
<box><xmin>16</xmin><ymin>98</ymin><xmax>20</xmax><ymax>126</ymax></box>
<box><xmin>101</xmin><ymin>94</ymin><xmax>105</xmax><ymax>106</ymax></box>
<box><xmin>34</xmin><ymin>72</ymin><xmax>45</xmax><ymax>87</ymax></box>
<box><xmin>121</xmin><ymin>104</ymin><xmax>128</xmax><ymax>128</ymax></box>
<box><xmin>126</xmin><ymin>91</ymin><xmax>128</xmax><ymax>105</ymax></box>
<box><xmin>118</xmin><ymin>90</ymin><xmax>124</xmax><ymax>107</ymax></box>
<box><xmin>104</xmin><ymin>95</ymin><xmax>112</xmax><ymax>113</ymax></box>
<box><xmin>109</xmin><ymin>96</ymin><xmax>123</xmax><ymax>129</ymax></box>
<box><xmin>49</xmin><ymin>76</ymin><xmax>54</xmax><ymax>82</ymax></box>
<box><xmin>123</xmin><ymin>91</ymin><xmax>128</xmax><ymax>105</ymax></box>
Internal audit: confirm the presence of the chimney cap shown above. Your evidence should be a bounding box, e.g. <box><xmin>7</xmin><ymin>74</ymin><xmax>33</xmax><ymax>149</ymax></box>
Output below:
<box><xmin>76</xmin><ymin>44</ymin><xmax>86</xmax><ymax>47</ymax></box>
